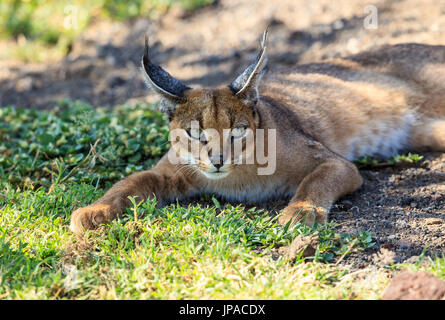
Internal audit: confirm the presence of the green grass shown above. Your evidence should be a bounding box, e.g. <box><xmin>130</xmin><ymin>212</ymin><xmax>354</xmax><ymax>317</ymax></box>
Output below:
<box><xmin>0</xmin><ymin>0</ymin><xmax>214</xmax><ymax>62</ymax></box>
<box><xmin>0</xmin><ymin>101</ymin><xmax>442</xmax><ymax>299</ymax></box>
<box><xmin>0</xmin><ymin>100</ymin><xmax>170</xmax><ymax>188</ymax></box>
<box><xmin>0</xmin><ymin>182</ymin><xmax>380</xmax><ymax>299</ymax></box>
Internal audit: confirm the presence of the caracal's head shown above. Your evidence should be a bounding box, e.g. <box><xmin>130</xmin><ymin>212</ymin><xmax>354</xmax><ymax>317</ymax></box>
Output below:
<box><xmin>141</xmin><ymin>29</ymin><xmax>269</xmax><ymax>180</ymax></box>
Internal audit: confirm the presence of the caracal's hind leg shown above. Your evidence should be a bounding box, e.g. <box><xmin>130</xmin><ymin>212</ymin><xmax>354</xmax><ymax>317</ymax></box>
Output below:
<box><xmin>411</xmin><ymin>119</ymin><xmax>445</xmax><ymax>152</ymax></box>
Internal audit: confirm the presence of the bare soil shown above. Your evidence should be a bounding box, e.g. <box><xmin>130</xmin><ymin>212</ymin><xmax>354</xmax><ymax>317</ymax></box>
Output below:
<box><xmin>332</xmin><ymin>152</ymin><xmax>445</xmax><ymax>267</ymax></box>
<box><xmin>0</xmin><ymin>0</ymin><xmax>444</xmax><ymax>266</ymax></box>
<box><xmin>381</xmin><ymin>272</ymin><xmax>445</xmax><ymax>299</ymax></box>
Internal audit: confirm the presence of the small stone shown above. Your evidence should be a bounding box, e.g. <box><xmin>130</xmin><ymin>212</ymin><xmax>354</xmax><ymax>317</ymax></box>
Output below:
<box><xmin>396</xmin><ymin>219</ymin><xmax>408</xmax><ymax>229</ymax></box>
<box><xmin>388</xmin><ymin>235</ymin><xmax>396</xmax><ymax>240</ymax></box>
<box><xmin>382</xmin><ymin>272</ymin><xmax>445</xmax><ymax>300</ymax></box>
<box><xmin>15</xmin><ymin>77</ymin><xmax>33</xmax><ymax>91</ymax></box>
<box><xmin>372</xmin><ymin>247</ymin><xmax>396</xmax><ymax>266</ymax></box>
<box><xmin>346</xmin><ymin>38</ymin><xmax>360</xmax><ymax>54</ymax></box>
<box><xmin>304</xmin><ymin>140</ymin><xmax>317</xmax><ymax>147</ymax></box>
<box><xmin>106</xmin><ymin>55</ymin><xmax>118</xmax><ymax>66</ymax></box>
<box><xmin>410</xmin><ymin>202</ymin><xmax>418</xmax><ymax>208</ymax></box>
<box><xmin>404</xmin><ymin>255</ymin><xmax>420</xmax><ymax>264</ymax></box>
<box><xmin>425</xmin><ymin>218</ymin><xmax>443</xmax><ymax>225</ymax></box>
<box><xmin>332</xmin><ymin>19</ymin><xmax>344</xmax><ymax>30</ymax></box>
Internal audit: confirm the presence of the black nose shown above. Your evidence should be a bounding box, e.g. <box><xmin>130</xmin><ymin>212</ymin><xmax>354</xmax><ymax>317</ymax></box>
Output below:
<box><xmin>214</xmin><ymin>163</ymin><xmax>223</xmax><ymax>170</ymax></box>
<box><xmin>210</xmin><ymin>154</ymin><xmax>224</xmax><ymax>170</ymax></box>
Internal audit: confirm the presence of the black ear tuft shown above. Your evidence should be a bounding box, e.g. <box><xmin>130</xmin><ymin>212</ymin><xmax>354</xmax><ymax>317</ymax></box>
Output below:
<box><xmin>141</xmin><ymin>35</ymin><xmax>191</xmax><ymax>101</ymax></box>
<box><xmin>229</xmin><ymin>28</ymin><xmax>268</xmax><ymax>105</ymax></box>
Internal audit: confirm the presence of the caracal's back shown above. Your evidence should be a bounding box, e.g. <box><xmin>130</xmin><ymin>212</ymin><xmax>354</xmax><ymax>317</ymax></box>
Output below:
<box><xmin>262</xmin><ymin>43</ymin><xmax>445</xmax><ymax>160</ymax></box>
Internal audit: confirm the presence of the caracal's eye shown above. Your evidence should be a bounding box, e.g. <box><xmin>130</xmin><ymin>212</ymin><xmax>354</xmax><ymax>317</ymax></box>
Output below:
<box><xmin>231</xmin><ymin>126</ymin><xmax>247</xmax><ymax>139</ymax></box>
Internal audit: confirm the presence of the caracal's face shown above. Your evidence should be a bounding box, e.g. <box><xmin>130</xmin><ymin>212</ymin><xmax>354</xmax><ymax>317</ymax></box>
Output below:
<box><xmin>168</xmin><ymin>87</ymin><xmax>258</xmax><ymax>180</ymax></box>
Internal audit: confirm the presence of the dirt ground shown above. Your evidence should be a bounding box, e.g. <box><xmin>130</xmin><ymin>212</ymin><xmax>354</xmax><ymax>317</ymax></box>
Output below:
<box><xmin>332</xmin><ymin>152</ymin><xmax>445</xmax><ymax>266</ymax></box>
<box><xmin>0</xmin><ymin>0</ymin><xmax>444</xmax><ymax>266</ymax></box>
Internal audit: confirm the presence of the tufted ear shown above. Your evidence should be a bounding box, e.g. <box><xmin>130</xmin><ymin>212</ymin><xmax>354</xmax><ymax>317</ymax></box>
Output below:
<box><xmin>141</xmin><ymin>36</ymin><xmax>191</xmax><ymax>116</ymax></box>
<box><xmin>229</xmin><ymin>28</ymin><xmax>268</xmax><ymax>107</ymax></box>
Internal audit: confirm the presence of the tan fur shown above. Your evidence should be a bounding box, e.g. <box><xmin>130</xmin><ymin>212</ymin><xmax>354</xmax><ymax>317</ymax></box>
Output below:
<box><xmin>70</xmin><ymin>42</ymin><xmax>445</xmax><ymax>236</ymax></box>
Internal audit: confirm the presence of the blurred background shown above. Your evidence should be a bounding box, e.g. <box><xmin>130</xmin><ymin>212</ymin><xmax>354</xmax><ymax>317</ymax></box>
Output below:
<box><xmin>1</xmin><ymin>0</ymin><xmax>445</xmax><ymax>109</ymax></box>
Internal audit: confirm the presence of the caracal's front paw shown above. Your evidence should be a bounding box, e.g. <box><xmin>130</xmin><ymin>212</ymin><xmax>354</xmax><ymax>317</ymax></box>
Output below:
<box><xmin>69</xmin><ymin>203</ymin><xmax>116</xmax><ymax>236</ymax></box>
<box><xmin>278</xmin><ymin>201</ymin><xmax>327</xmax><ymax>227</ymax></box>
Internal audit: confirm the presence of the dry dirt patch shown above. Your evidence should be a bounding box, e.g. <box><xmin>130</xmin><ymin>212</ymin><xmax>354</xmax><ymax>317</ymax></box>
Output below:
<box><xmin>331</xmin><ymin>152</ymin><xmax>445</xmax><ymax>267</ymax></box>
<box><xmin>381</xmin><ymin>272</ymin><xmax>445</xmax><ymax>300</ymax></box>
